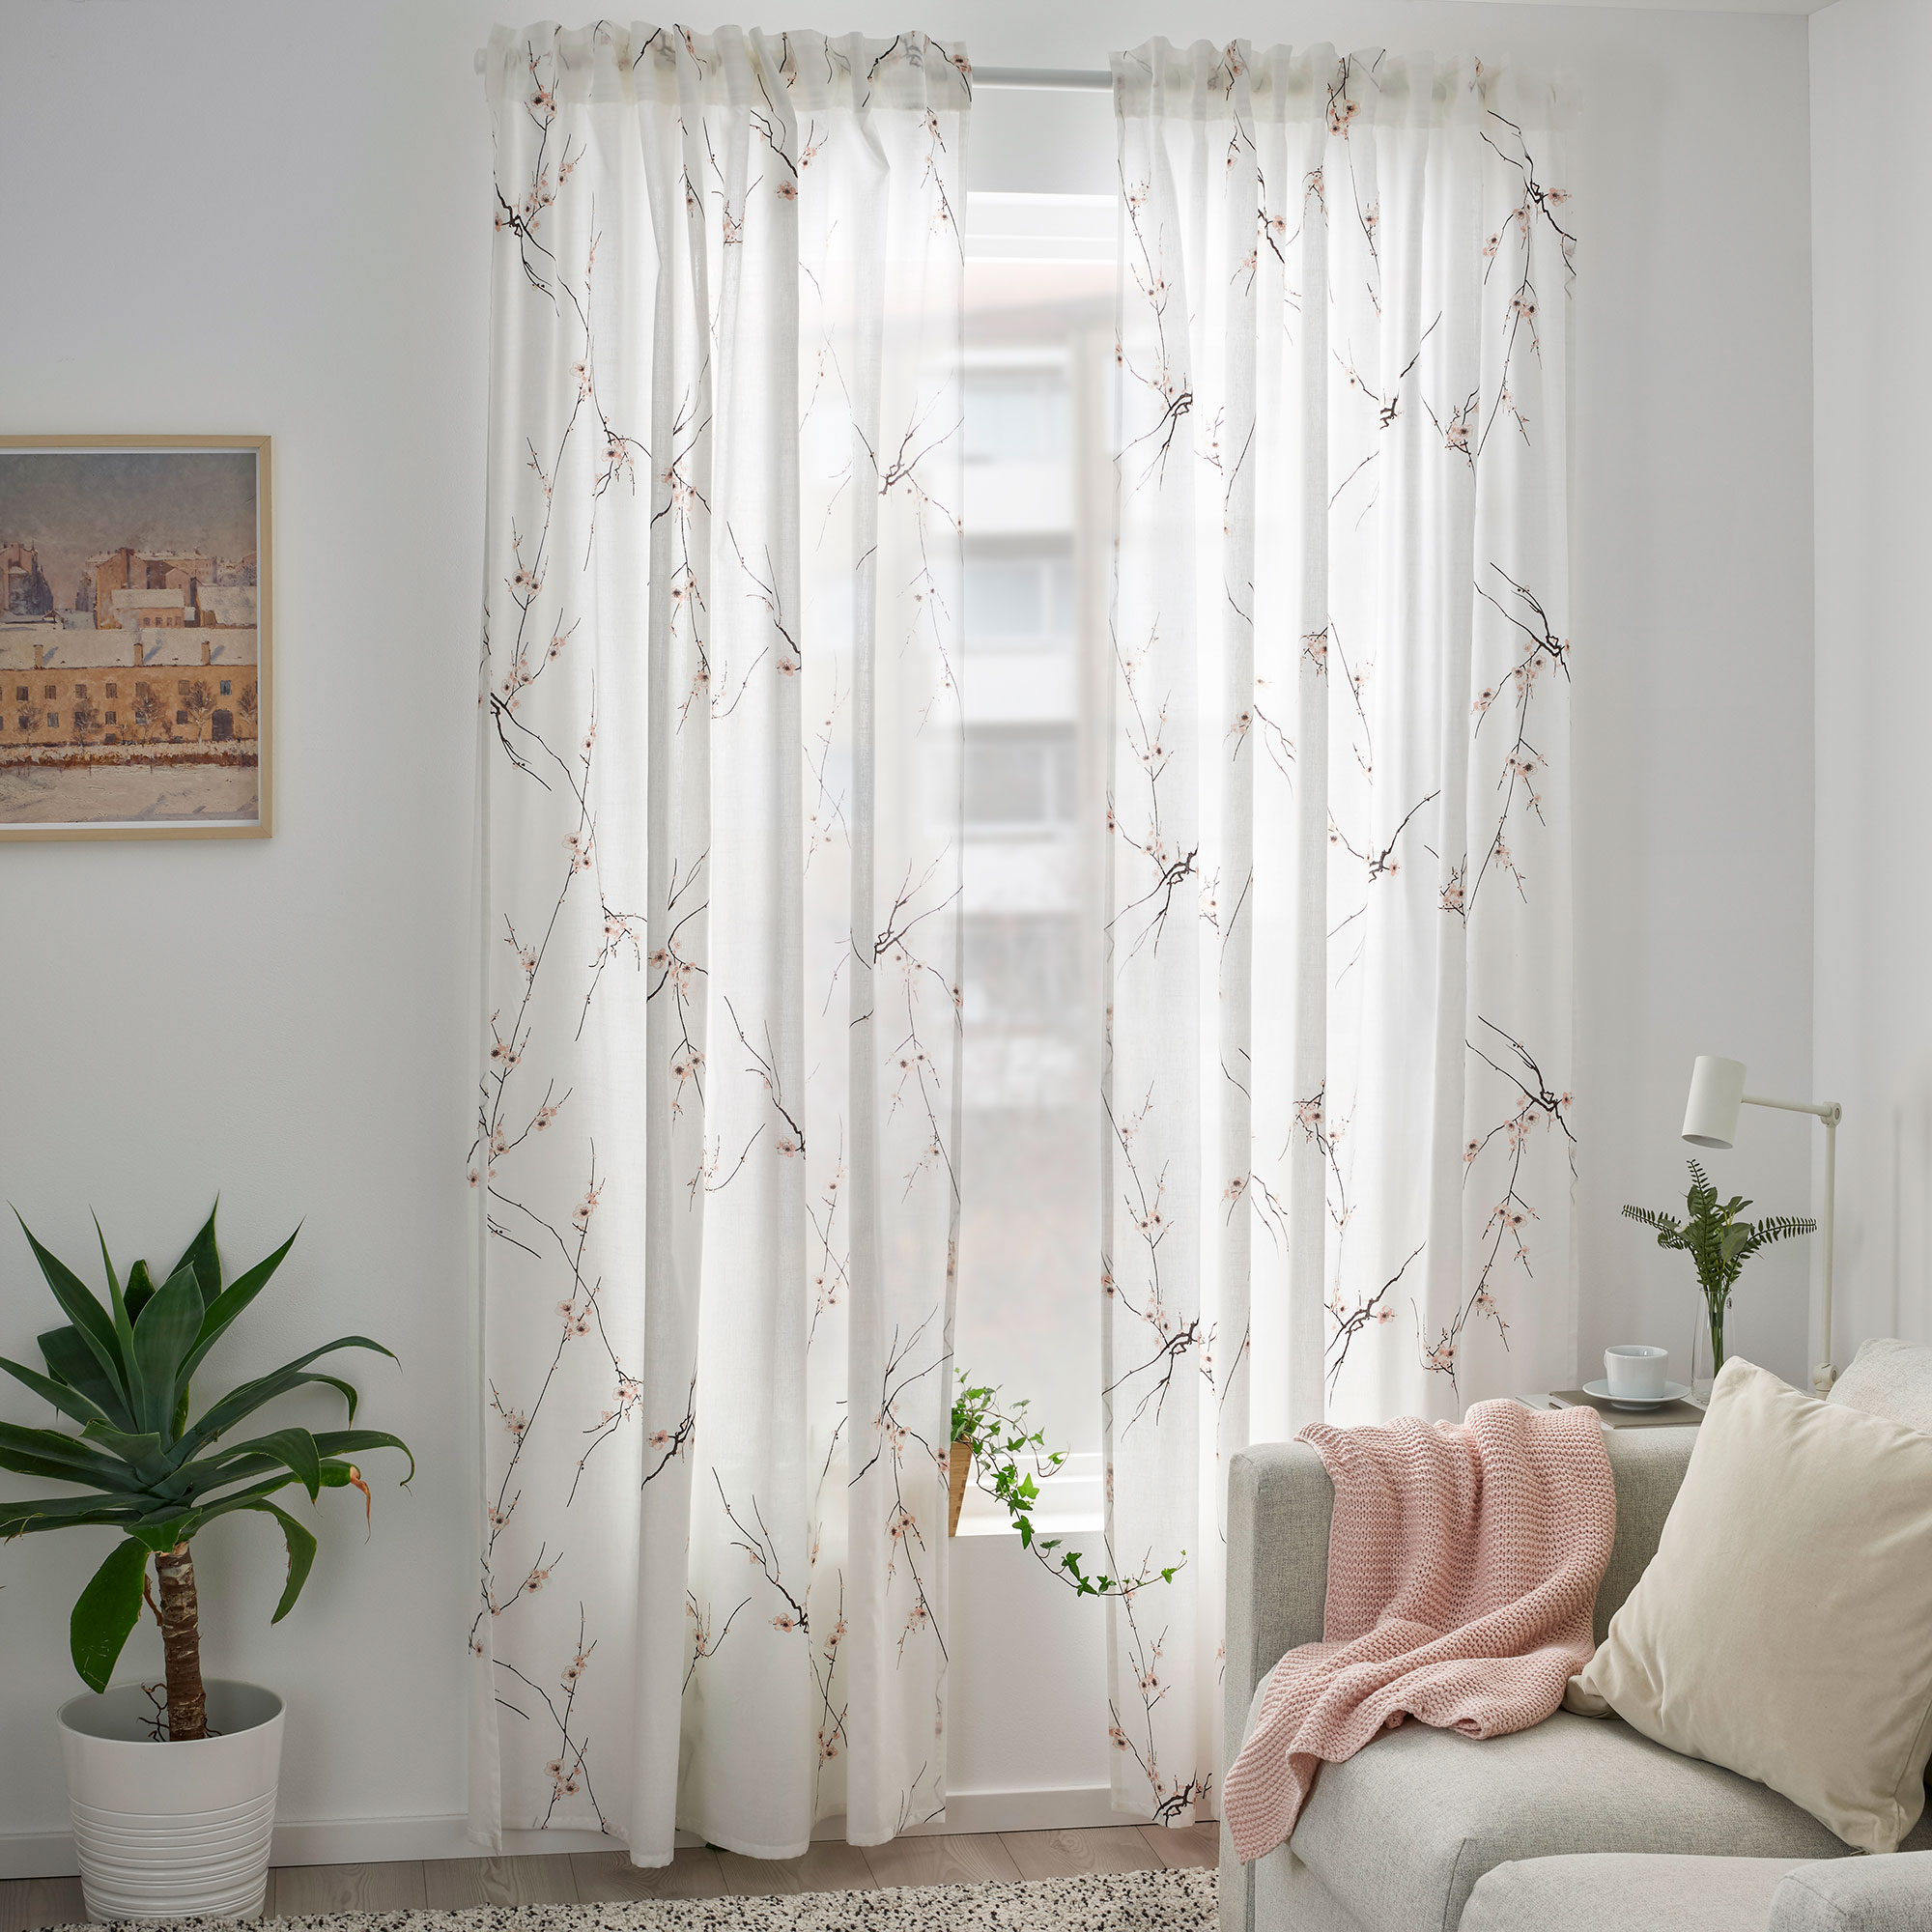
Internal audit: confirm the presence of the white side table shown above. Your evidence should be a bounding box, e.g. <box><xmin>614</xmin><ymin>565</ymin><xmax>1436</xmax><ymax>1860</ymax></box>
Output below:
<box><xmin>1515</xmin><ymin>1392</ymin><xmax>1706</xmax><ymax>1430</ymax></box>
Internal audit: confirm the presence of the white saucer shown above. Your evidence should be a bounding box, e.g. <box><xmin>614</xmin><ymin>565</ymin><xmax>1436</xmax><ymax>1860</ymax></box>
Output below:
<box><xmin>1582</xmin><ymin>1378</ymin><xmax>1692</xmax><ymax>1411</ymax></box>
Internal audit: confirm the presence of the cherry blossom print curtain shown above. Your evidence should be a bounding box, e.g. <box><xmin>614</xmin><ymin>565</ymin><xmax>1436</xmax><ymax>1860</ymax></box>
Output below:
<box><xmin>471</xmin><ymin>23</ymin><xmax>967</xmax><ymax>1862</ymax></box>
<box><xmin>1103</xmin><ymin>41</ymin><xmax>1577</xmax><ymax>1823</ymax></box>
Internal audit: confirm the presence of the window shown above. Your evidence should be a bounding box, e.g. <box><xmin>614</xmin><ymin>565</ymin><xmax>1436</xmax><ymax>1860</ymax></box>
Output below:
<box><xmin>952</xmin><ymin>190</ymin><xmax>1117</xmax><ymax>1459</ymax></box>
<box><xmin>73</xmin><ymin>683</ymin><xmax>87</xmax><ymax>698</ymax></box>
<box><xmin>175</xmin><ymin>709</ymin><xmax>188</xmax><ymax>725</ymax></box>
<box><xmin>963</xmin><ymin>913</ymin><xmax>1083</xmax><ymax>1032</ymax></box>
<box><xmin>43</xmin><ymin>684</ymin><xmax>55</xmax><ymax>699</ymax></box>
<box><xmin>104</xmin><ymin>710</ymin><xmax>117</xmax><ymax>724</ymax></box>
<box><xmin>14</xmin><ymin>716</ymin><xmax>27</xmax><ymax>733</ymax></box>
<box><xmin>219</xmin><ymin>679</ymin><xmax>232</xmax><ymax>696</ymax></box>
<box><xmin>135</xmin><ymin>681</ymin><xmax>149</xmax><ymax>696</ymax></box>
<box><xmin>45</xmin><ymin>713</ymin><xmax>58</xmax><ymax>727</ymax></box>
<box><xmin>963</xmin><ymin>367</ymin><xmax>1069</xmax><ymax>463</ymax></box>
<box><xmin>105</xmin><ymin>683</ymin><xmax>117</xmax><ymax>698</ymax></box>
<box><xmin>966</xmin><ymin>546</ymin><xmax>1074</xmax><ymax>651</ymax></box>
<box><xmin>12</xmin><ymin>687</ymin><xmax>24</xmax><ymax>702</ymax></box>
<box><xmin>964</xmin><ymin>724</ymin><xmax>1077</xmax><ymax>830</ymax></box>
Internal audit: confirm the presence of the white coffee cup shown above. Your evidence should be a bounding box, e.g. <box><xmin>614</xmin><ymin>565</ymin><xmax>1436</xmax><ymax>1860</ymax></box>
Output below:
<box><xmin>1605</xmin><ymin>1344</ymin><xmax>1669</xmax><ymax>1400</ymax></box>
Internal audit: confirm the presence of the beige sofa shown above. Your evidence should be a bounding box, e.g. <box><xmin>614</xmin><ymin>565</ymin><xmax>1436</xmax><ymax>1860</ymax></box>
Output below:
<box><xmin>1219</xmin><ymin>1340</ymin><xmax>1932</xmax><ymax>1932</ymax></box>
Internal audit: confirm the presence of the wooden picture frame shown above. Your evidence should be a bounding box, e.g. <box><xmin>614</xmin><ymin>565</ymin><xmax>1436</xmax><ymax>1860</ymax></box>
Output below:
<box><xmin>0</xmin><ymin>434</ymin><xmax>271</xmax><ymax>840</ymax></box>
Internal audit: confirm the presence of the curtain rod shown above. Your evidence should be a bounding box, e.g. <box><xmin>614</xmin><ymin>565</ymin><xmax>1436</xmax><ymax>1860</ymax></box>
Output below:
<box><xmin>976</xmin><ymin>67</ymin><xmax>1111</xmax><ymax>91</ymax></box>
<box><xmin>470</xmin><ymin>49</ymin><xmax>1111</xmax><ymax>88</ymax></box>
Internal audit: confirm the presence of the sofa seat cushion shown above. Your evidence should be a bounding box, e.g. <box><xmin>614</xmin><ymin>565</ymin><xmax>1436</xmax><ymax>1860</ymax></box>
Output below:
<box><xmin>1461</xmin><ymin>1855</ymin><xmax>1806</xmax><ymax>1932</ymax></box>
<box><xmin>1282</xmin><ymin>1711</ymin><xmax>1932</xmax><ymax>1932</ymax></box>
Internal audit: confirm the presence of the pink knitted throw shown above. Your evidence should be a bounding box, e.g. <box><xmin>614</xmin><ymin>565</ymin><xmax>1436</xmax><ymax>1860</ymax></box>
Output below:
<box><xmin>1223</xmin><ymin>1400</ymin><xmax>1615</xmax><ymax>1863</ymax></box>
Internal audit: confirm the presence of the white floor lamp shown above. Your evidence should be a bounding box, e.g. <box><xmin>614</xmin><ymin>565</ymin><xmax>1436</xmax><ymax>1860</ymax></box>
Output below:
<box><xmin>1681</xmin><ymin>1054</ymin><xmax>1840</xmax><ymax>1396</ymax></box>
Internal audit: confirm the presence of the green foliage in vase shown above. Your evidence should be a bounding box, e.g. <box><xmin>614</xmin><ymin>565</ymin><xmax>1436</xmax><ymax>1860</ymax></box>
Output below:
<box><xmin>1621</xmin><ymin>1160</ymin><xmax>1815</xmax><ymax>1372</ymax></box>
<box><xmin>0</xmin><ymin>1205</ymin><xmax>412</xmax><ymax>1736</ymax></box>
<box><xmin>952</xmin><ymin>1373</ymin><xmax>1181</xmax><ymax>1600</ymax></box>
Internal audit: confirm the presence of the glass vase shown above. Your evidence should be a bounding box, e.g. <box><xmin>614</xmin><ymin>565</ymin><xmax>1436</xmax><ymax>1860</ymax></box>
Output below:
<box><xmin>1690</xmin><ymin>1293</ymin><xmax>1727</xmax><ymax>1406</ymax></box>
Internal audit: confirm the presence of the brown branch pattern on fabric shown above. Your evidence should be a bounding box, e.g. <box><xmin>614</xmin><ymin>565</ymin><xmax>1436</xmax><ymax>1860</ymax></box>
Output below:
<box><xmin>475</xmin><ymin>22</ymin><xmax>968</xmax><ymax>1845</ymax></box>
<box><xmin>1106</xmin><ymin>41</ymin><xmax>1577</xmax><ymax>1826</ymax></box>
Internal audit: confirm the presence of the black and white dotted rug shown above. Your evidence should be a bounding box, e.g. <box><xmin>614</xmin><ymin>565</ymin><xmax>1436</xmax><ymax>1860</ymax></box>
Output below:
<box><xmin>55</xmin><ymin>1870</ymin><xmax>1217</xmax><ymax>1932</ymax></box>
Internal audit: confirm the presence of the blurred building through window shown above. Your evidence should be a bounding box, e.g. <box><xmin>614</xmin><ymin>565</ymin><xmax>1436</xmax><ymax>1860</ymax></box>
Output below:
<box><xmin>953</xmin><ymin>194</ymin><xmax>1116</xmax><ymax>1460</ymax></box>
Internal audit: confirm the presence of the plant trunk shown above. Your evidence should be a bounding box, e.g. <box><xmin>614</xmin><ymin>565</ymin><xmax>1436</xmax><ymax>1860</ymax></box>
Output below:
<box><xmin>153</xmin><ymin>1543</ymin><xmax>209</xmax><ymax>1741</ymax></box>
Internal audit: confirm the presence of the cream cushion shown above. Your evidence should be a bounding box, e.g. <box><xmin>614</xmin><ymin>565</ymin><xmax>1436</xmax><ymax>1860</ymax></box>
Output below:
<box><xmin>1565</xmin><ymin>1356</ymin><xmax>1932</xmax><ymax>1852</ymax></box>
<box><xmin>1830</xmin><ymin>1336</ymin><xmax>1932</xmax><ymax>1436</ymax></box>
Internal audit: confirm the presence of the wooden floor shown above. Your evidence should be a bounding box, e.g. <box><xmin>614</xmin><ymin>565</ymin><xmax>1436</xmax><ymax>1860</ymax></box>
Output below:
<box><xmin>0</xmin><ymin>1825</ymin><xmax>1219</xmax><ymax>1930</ymax></box>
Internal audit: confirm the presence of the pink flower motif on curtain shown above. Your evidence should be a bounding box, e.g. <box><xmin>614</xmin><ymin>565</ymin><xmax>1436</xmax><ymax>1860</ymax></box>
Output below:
<box><xmin>1105</xmin><ymin>38</ymin><xmax>1577</xmax><ymax>1827</ymax></box>
<box><xmin>471</xmin><ymin>21</ymin><xmax>967</xmax><ymax>1863</ymax></box>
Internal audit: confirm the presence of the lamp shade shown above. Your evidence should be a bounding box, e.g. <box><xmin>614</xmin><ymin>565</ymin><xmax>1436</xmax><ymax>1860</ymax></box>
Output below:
<box><xmin>1683</xmin><ymin>1056</ymin><xmax>1747</xmax><ymax>1149</ymax></box>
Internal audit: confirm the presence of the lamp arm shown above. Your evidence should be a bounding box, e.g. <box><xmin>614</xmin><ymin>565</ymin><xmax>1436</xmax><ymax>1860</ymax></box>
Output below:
<box><xmin>1741</xmin><ymin>1093</ymin><xmax>1842</xmax><ymax>1126</ymax></box>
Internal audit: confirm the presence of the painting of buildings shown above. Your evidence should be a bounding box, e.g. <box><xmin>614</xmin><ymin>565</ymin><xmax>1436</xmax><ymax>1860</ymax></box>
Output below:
<box><xmin>0</xmin><ymin>439</ymin><xmax>270</xmax><ymax>838</ymax></box>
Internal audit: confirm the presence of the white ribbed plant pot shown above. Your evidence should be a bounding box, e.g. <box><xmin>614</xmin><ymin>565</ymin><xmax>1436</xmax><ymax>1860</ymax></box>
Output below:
<box><xmin>59</xmin><ymin>1680</ymin><xmax>284</xmax><ymax>1923</ymax></box>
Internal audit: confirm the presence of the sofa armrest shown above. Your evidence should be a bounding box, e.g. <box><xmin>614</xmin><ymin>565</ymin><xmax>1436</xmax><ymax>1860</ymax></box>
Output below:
<box><xmin>1772</xmin><ymin>1851</ymin><xmax>1932</xmax><ymax>1932</ymax></box>
<box><xmin>1221</xmin><ymin>1442</ymin><xmax>1334</xmax><ymax>1932</ymax></box>
<box><xmin>1224</xmin><ymin>1441</ymin><xmax>1334</xmax><ymax>1742</ymax></box>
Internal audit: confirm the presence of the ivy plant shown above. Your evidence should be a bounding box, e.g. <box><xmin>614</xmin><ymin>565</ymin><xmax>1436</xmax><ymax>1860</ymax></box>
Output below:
<box><xmin>952</xmin><ymin>1373</ymin><xmax>1181</xmax><ymax>1600</ymax></box>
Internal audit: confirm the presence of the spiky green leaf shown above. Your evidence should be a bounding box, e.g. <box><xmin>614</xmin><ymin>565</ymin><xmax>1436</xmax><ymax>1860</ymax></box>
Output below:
<box><xmin>176</xmin><ymin>1228</ymin><xmax>298</xmax><ymax>1387</ymax></box>
<box><xmin>93</xmin><ymin>1217</ymin><xmax>124</xmax><ymax>1319</ymax></box>
<box><xmin>69</xmin><ymin>1538</ymin><xmax>151</xmax><ymax>1692</ymax></box>
<box><xmin>129</xmin><ymin>1264</ymin><xmax>205</xmax><ymax>1431</ymax></box>
<box><xmin>312</xmin><ymin>1429</ymin><xmax>414</xmax><ymax>1485</ymax></box>
<box><xmin>15</xmin><ymin>1216</ymin><xmax>127</xmax><ymax>1404</ymax></box>
<box><xmin>170</xmin><ymin>1376</ymin><xmax>359</xmax><ymax>1499</ymax></box>
<box><xmin>124</xmin><ymin>1259</ymin><xmax>157</xmax><ymax>1324</ymax></box>
<box><xmin>77</xmin><ymin>1421</ymin><xmax>170</xmax><ymax>1473</ymax></box>
<box><xmin>238</xmin><ymin>1427</ymin><xmax>321</xmax><ymax>1500</ymax></box>
<box><xmin>38</xmin><ymin>1325</ymin><xmax>134</xmax><ymax>1432</ymax></box>
<box><xmin>0</xmin><ymin>1493</ymin><xmax>143</xmax><ymax>1538</ymax></box>
<box><xmin>90</xmin><ymin>1215</ymin><xmax>145</xmax><ymax>1420</ymax></box>
<box><xmin>170</xmin><ymin>1451</ymin><xmax>287</xmax><ymax>1498</ymax></box>
<box><xmin>242</xmin><ymin>1499</ymin><xmax>316</xmax><ymax>1621</ymax></box>
<box><xmin>176</xmin><ymin>1424</ymin><xmax>410</xmax><ymax>1507</ymax></box>
<box><xmin>176</xmin><ymin>1339</ymin><xmax>392</xmax><ymax>1459</ymax></box>
<box><xmin>300</xmin><ymin>1373</ymin><xmax>359</xmax><ymax>1425</ymax></box>
<box><xmin>175</xmin><ymin>1470</ymin><xmax>304</xmax><ymax>1526</ymax></box>
<box><xmin>170</xmin><ymin>1205</ymin><xmax>223</xmax><ymax>1310</ymax></box>
<box><xmin>0</xmin><ymin>1354</ymin><xmax>111</xmax><ymax>1431</ymax></box>
<box><xmin>0</xmin><ymin>1419</ymin><xmax>143</xmax><ymax>1492</ymax></box>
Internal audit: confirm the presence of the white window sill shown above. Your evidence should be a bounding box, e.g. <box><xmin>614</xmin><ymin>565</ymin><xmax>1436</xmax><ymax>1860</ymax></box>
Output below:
<box><xmin>954</xmin><ymin>1450</ymin><xmax>1103</xmax><ymax>1537</ymax></box>
<box><xmin>955</xmin><ymin>1509</ymin><xmax>1105</xmax><ymax>1537</ymax></box>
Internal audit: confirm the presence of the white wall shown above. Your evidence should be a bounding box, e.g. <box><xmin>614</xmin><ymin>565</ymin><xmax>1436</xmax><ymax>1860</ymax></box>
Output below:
<box><xmin>0</xmin><ymin>0</ymin><xmax>1816</xmax><ymax>1866</ymax></box>
<box><xmin>1809</xmin><ymin>0</ymin><xmax>1932</xmax><ymax>1358</ymax></box>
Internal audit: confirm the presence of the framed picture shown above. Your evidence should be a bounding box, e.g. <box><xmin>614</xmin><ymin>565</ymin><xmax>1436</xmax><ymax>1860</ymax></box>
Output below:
<box><xmin>0</xmin><ymin>435</ymin><xmax>271</xmax><ymax>839</ymax></box>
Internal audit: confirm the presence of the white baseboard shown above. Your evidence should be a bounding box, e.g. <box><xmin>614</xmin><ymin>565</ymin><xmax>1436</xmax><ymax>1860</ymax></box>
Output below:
<box><xmin>0</xmin><ymin>1816</ymin><xmax>483</xmax><ymax>1881</ymax></box>
<box><xmin>897</xmin><ymin>1786</ymin><xmax>1151</xmax><ymax>1835</ymax></box>
<box><xmin>0</xmin><ymin>1786</ymin><xmax>1155</xmax><ymax>1880</ymax></box>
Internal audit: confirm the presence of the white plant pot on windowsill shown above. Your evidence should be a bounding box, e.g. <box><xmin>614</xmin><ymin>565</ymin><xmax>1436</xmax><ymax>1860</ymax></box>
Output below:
<box><xmin>59</xmin><ymin>1680</ymin><xmax>284</xmax><ymax>1923</ymax></box>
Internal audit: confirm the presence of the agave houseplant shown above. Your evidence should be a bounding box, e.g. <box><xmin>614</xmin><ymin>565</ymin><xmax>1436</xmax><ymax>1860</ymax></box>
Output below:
<box><xmin>0</xmin><ymin>1206</ymin><xmax>411</xmax><ymax>1740</ymax></box>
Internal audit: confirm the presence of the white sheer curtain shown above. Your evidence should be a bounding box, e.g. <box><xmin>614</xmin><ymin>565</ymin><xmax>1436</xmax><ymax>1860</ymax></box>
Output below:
<box><xmin>470</xmin><ymin>22</ymin><xmax>967</xmax><ymax>1861</ymax></box>
<box><xmin>1103</xmin><ymin>41</ymin><xmax>1577</xmax><ymax>1823</ymax></box>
